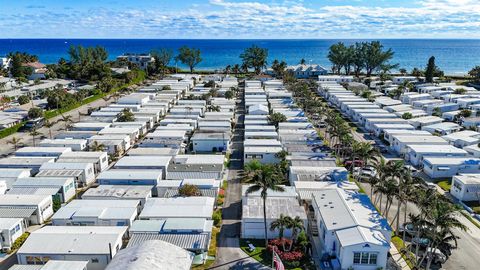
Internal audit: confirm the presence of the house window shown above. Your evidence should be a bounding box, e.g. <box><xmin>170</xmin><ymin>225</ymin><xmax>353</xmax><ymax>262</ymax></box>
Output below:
<box><xmin>369</xmin><ymin>253</ymin><xmax>378</xmax><ymax>264</ymax></box>
<box><xmin>91</xmin><ymin>258</ymin><xmax>99</xmax><ymax>263</ymax></box>
<box><xmin>353</xmin><ymin>252</ymin><xmax>378</xmax><ymax>265</ymax></box>
<box><xmin>353</xmin><ymin>252</ymin><xmax>361</xmax><ymax>264</ymax></box>
<box><xmin>361</xmin><ymin>252</ymin><xmax>369</xmax><ymax>264</ymax></box>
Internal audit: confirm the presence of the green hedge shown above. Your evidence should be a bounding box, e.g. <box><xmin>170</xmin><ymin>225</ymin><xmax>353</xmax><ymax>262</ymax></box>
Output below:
<box><xmin>0</xmin><ymin>122</ymin><xmax>25</xmax><ymax>139</ymax></box>
<box><xmin>1</xmin><ymin>70</ymin><xmax>146</xmax><ymax>141</ymax></box>
<box><xmin>8</xmin><ymin>232</ymin><xmax>30</xmax><ymax>253</ymax></box>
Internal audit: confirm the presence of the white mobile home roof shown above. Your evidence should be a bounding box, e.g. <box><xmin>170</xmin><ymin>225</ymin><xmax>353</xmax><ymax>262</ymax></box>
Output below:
<box><xmin>139</xmin><ymin>197</ymin><xmax>214</xmax><ymax>219</ymax></box>
<box><xmin>17</xmin><ymin>226</ymin><xmax>127</xmax><ymax>255</ymax></box>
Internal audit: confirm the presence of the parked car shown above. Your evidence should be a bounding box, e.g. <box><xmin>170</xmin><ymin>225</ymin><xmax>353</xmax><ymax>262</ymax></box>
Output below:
<box><xmin>353</xmin><ymin>166</ymin><xmax>377</xmax><ymax>180</ymax></box>
<box><xmin>344</xmin><ymin>160</ymin><xmax>364</xmax><ymax>169</ymax></box>
<box><xmin>411</xmin><ymin>237</ymin><xmax>431</xmax><ymax>248</ymax></box>
<box><xmin>426</xmin><ymin>248</ymin><xmax>447</xmax><ymax>264</ymax></box>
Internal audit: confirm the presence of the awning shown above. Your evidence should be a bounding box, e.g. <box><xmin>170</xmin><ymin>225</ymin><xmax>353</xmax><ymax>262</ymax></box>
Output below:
<box><xmin>128</xmin><ymin>233</ymin><xmax>210</xmax><ymax>251</ymax></box>
<box><xmin>0</xmin><ymin>207</ymin><xmax>36</xmax><ymax>218</ymax></box>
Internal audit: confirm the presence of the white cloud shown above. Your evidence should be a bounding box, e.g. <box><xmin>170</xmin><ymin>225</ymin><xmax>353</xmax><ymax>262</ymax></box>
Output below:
<box><xmin>1</xmin><ymin>0</ymin><xmax>480</xmax><ymax>38</ymax></box>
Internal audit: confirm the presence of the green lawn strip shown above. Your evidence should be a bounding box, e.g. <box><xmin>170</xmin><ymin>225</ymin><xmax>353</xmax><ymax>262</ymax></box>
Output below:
<box><xmin>391</xmin><ymin>235</ymin><xmax>415</xmax><ymax>269</ymax></box>
<box><xmin>436</xmin><ymin>179</ymin><xmax>452</xmax><ymax>191</ymax></box>
<box><xmin>0</xmin><ymin>122</ymin><xmax>25</xmax><ymax>139</ymax></box>
<box><xmin>1</xmin><ymin>71</ymin><xmax>146</xmax><ymax>140</ymax></box>
<box><xmin>239</xmin><ymin>239</ymin><xmax>271</xmax><ymax>265</ymax></box>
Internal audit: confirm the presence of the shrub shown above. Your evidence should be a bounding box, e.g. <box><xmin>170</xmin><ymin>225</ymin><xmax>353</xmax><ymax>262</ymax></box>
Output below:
<box><xmin>212</xmin><ymin>210</ymin><xmax>222</xmax><ymax>227</ymax></box>
<box><xmin>267</xmin><ymin>241</ymin><xmax>304</xmax><ymax>262</ymax></box>
<box><xmin>9</xmin><ymin>232</ymin><xmax>30</xmax><ymax>253</ymax></box>
<box><xmin>18</xmin><ymin>95</ymin><xmax>30</xmax><ymax>105</ymax></box>
<box><xmin>28</xmin><ymin>107</ymin><xmax>44</xmax><ymax>119</ymax></box>
<box><xmin>216</xmin><ymin>197</ymin><xmax>224</xmax><ymax>206</ymax></box>
<box><xmin>178</xmin><ymin>184</ymin><xmax>201</xmax><ymax>197</ymax></box>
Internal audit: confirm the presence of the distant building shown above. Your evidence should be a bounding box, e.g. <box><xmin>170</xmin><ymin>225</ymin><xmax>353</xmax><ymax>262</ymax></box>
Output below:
<box><xmin>22</xmin><ymin>62</ymin><xmax>47</xmax><ymax>80</ymax></box>
<box><xmin>117</xmin><ymin>53</ymin><xmax>154</xmax><ymax>70</ymax></box>
<box><xmin>0</xmin><ymin>57</ymin><xmax>11</xmax><ymax>69</ymax></box>
<box><xmin>286</xmin><ymin>64</ymin><xmax>328</xmax><ymax>78</ymax></box>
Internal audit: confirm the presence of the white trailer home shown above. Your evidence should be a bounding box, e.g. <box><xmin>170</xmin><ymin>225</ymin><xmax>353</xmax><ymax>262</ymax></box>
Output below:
<box><xmin>0</xmin><ymin>218</ymin><xmax>26</xmax><ymax>252</ymax></box>
<box><xmin>244</xmin><ymin>146</ymin><xmax>283</xmax><ymax>164</ymax></box>
<box><xmin>17</xmin><ymin>226</ymin><xmax>127</xmax><ymax>270</ymax></box>
<box><xmin>0</xmin><ymin>157</ymin><xmax>55</xmax><ymax>174</ymax></box>
<box><xmin>391</xmin><ymin>135</ymin><xmax>449</xmax><ymax>155</ymax></box>
<box><xmin>423</xmin><ymin>157</ymin><xmax>480</xmax><ymax>179</ymax></box>
<box><xmin>408</xmin><ymin>116</ymin><xmax>444</xmax><ymax>129</ymax></box>
<box><xmin>0</xmin><ymin>194</ymin><xmax>53</xmax><ymax>225</ymax></box>
<box><xmin>38</xmin><ymin>162</ymin><xmax>95</xmax><ymax>186</ymax></box>
<box><xmin>114</xmin><ymin>156</ymin><xmax>171</xmax><ymax>179</ymax></box>
<box><xmin>97</xmin><ymin>170</ymin><xmax>163</xmax><ymax>186</ymax></box>
<box><xmin>365</xmin><ymin>118</ymin><xmax>407</xmax><ymax>132</ymax></box>
<box><xmin>191</xmin><ymin>132</ymin><xmax>230</xmax><ymax>153</ymax></box>
<box><xmin>14</xmin><ymin>147</ymin><xmax>72</xmax><ymax>158</ymax></box>
<box><xmin>11</xmin><ymin>177</ymin><xmax>76</xmax><ymax>203</ymax></box>
<box><xmin>450</xmin><ymin>174</ymin><xmax>480</xmax><ymax>202</ymax></box>
<box><xmin>52</xmin><ymin>199</ymin><xmax>139</xmax><ymax>227</ymax></box>
<box><xmin>372</xmin><ymin>123</ymin><xmax>415</xmax><ymax>137</ymax></box>
<box><xmin>406</xmin><ymin>144</ymin><xmax>469</xmax><ymax>166</ymax></box>
<box><xmin>98</xmin><ymin>127</ymin><xmax>140</xmax><ymax>144</ymax></box>
<box><xmin>72</xmin><ymin>122</ymin><xmax>111</xmax><ymax>132</ymax></box>
<box><xmin>39</xmin><ymin>139</ymin><xmax>87</xmax><ymax>151</ymax></box>
<box><xmin>58</xmin><ymin>151</ymin><xmax>109</xmax><ymax>174</ymax></box>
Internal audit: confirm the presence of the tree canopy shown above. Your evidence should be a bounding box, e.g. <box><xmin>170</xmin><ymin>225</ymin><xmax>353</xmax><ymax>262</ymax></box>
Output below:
<box><xmin>151</xmin><ymin>48</ymin><xmax>173</xmax><ymax>76</ymax></box>
<box><xmin>28</xmin><ymin>107</ymin><xmax>44</xmax><ymax>119</ymax></box>
<box><xmin>327</xmin><ymin>41</ymin><xmax>396</xmax><ymax>77</ymax></box>
<box><xmin>240</xmin><ymin>45</ymin><xmax>269</xmax><ymax>74</ymax></box>
<box><xmin>175</xmin><ymin>46</ymin><xmax>202</xmax><ymax>72</ymax></box>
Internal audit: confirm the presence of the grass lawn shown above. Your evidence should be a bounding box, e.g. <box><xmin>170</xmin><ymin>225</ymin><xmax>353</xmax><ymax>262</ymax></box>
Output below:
<box><xmin>208</xmin><ymin>227</ymin><xmax>220</xmax><ymax>257</ymax></box>
<box><xmin>436</xmin><ymin>179</ymin><xmax>452</xmax><ymax>191</ymax></box>
<box><xmin>391</xmin><ymin>235</ymin><xmax>415</xmax><ymax>269</ymax></box>
<box><xmin>191</xmin><ymin>259</ymin><xmax>215</xmax><ymax>270</ymax></box>
<box><xmin>240</xmin><ymin>239</ymin><xmax>270</xmax><ymax>265</ymax></box>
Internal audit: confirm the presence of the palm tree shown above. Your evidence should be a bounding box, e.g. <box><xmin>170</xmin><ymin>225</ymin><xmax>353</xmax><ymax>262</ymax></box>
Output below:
<box><xmin>90</xmin><ymin>141</ymin><xmax>106</xmax><ymax>152</ymax></box>
<box><xmin>29</xmin><ymin>129</ymin><xmax>42</xmax><ymax>147</ymax></box>
<box><xmin>44</xmin><ymin>119</ymin><xmax>54</xmax><ymax>139</ymax></box>
<box><xmin>245</xmin><ymin>163</ymin><xmax>285</xmax><ymax>247</ymax></box>
<box><xmin>287</xmin><ymin>216</ymin><xmax>305</xmax><ymax>251</ymax></box>
<box><xmin>270</xmin><ymin>214</ymin><xmax>291</xmax><ymax>240</ymax></box>
<box><xmin>7</xmin><ymin>137</ymin><xmax>22</xmax><ymax>151</ymax></box>
<box><xmin>60</xmin><ymin>114</ymin><xmax>73</xmax><ymax>130</ymax></box>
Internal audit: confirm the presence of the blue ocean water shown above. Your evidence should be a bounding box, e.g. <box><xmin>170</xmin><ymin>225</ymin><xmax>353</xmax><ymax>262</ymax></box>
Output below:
<box><xmin>0</xmin><ymin>39</ymin><xmax>479</xmax><ymax>75</ymax></box>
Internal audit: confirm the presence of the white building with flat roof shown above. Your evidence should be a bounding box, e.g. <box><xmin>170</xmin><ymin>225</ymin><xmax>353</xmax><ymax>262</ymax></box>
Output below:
<box><xmin>38</xmin><ymin>162</ymin><xmax>95</xmax><ymax>186</ymax></box>
<box><xmin>14</xmin><ymin>147</ymin><xmax>72</xmax><ymax>158</ymax></box>
<box><xmin>58</xmin><ymin>151</ymin><xmax>109</xmax><ymax>174</ymax></box>
<box><xmin>17</xmin><ymin>226</ymin><xmax>127</xmax><ymax>270</ymax></box>
<box><xmin>0</xmin><ymin>218</ymin><xmax>26</xmax><ymax>252</ymax></box>
<box><xmin>423</xmin><ymin>157</ymin><xmax>480</xmax><ymax>179</ymax></box>
<box><xmin>51</xmin><ymin>199</ymin><xmax>139</xmax><ymax>227</ymax></box>
<box><xmin>139</xmin><ymin>197</ymin><xmax>214</xmax><ymax>220</ymax></box>
<box><xmin>0</xmin><ymin>194</ymin><xmax>53</xmax><ymax>225</ymax></box>
<box><xmin>451</xmin><ymin>174</ymin><xmax>480</xmax><ymax>202</ymax></box>
<box><xmin>97</xmin><ymin>170</ymin><xmax>163</xmax><ymax>186</ymax></box>
<box><xmin>407</xmin><ymin>144</ymin><xmax>469</xmax><ymax>167</ymax></box>
<box><xmin>39</xmin><ymin>139</ymin><xmax>87</xmax><ymax>151</ymax></box>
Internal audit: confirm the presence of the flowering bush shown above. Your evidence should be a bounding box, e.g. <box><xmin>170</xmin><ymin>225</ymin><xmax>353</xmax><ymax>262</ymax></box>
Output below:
<box><xmin>267</xmin><ymin>239</ymin><xmax>304</xmax><ymax>262</ymax></box>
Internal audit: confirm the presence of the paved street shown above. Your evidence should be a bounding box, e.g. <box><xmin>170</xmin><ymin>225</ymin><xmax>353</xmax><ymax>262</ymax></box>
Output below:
<box><xmin>0</xmin><ymin>96</ymin><xmax>116</xmax><ymax>156</ymax></box>
<box><xmin>341</xmin><ymin>112</ymin><xmax>480</xmax><ymax>270</ymax></box>
<box><xmin>214</xmin><ymin>87</ymin><xmax>270</xmax><ymax>269</ymax></box>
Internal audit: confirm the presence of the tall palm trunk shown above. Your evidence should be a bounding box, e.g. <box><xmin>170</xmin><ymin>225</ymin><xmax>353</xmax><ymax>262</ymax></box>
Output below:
<box><xmin>263</xmin><ymin>196</ymin><xmax>268</xmax><ymax>248</ymax></box>
<box><xmin>402</xmin><ymin>203</ymin><xmax>408</xmax><ymax>243</ymax></box>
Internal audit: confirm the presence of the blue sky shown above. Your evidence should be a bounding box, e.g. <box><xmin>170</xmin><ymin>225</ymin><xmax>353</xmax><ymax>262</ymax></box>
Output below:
<box><xmin>2</xmin><ymin>0</ymin><xmax>480</xmax><ymax>38</ymax></box>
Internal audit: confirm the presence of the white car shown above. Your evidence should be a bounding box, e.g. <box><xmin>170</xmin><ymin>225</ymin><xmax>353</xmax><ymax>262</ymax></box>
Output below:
<box><xmin>426</xmin><ymin>248</ymin><xmax>447</xmax><ymax>264</ymax></box>
<box><xmin>353</xmin><ymin>166</ymin><xmax>377</xmax><ymax>179</ymax></box>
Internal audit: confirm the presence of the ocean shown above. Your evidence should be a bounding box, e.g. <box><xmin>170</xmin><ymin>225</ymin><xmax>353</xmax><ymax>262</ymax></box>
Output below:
<box><xmin>1</xmin><ymin>39</ymin><xmax>479</xmax><ymax>75</ymax></box>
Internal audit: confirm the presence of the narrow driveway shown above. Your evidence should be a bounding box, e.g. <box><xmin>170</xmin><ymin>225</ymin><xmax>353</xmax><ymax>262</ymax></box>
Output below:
<box><xmin>0</xmin><ymin>96</ymin><xmax>115</xmax><ymax>156</ymax></box>
<box><xmin>214</xmin><ymin>87</ymin><xmax>270</xmax><ymax>269</ymax></box>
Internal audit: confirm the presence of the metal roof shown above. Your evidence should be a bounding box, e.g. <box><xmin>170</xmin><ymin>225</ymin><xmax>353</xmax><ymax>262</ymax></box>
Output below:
<box><xmin>166</xmin><ymin>171</ymin><xmax>222</xmax><ymax>180</ymax></box>
<box><xmin>7</xmin><ymin>187</ymin><xmax>60</xmax><ymax>196</ymax></box>
<box><xmin>0</xmin><ymin>207</ymin><xmax>36</xmax><ymax>218</ymax></box>
<box><xmin>163</xmin><ymin>188</ymin><xmax>217</xmax><ymax>198</ymax></box>
<box><xmin>128</xmin><ymin>233</ymin><xmax>210</xmax><ymax>251</ymax></box>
